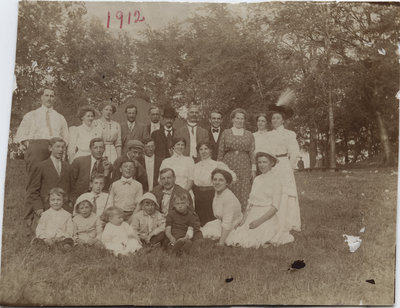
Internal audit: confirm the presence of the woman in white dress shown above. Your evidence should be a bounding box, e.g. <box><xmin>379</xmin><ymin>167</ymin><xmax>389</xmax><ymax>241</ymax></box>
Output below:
<box><xmin>253</xmin><ymin>113</ymin><xmax>269</xmax><ymax>155</ymax></box>
<box><xmin>93</xmin><ymin>103</ymin><xmax>122</xmax><ymax>164</ymax></box>
<box><xmin>68</xmin><ymin>106</ymin><xmax>102</xmax><ymax>163</ymax></box>
<box><xmin>159</xmin><ymin>137</ymin><xmax>195</xmax><ymax>192</ymax></box>
<box><xmin>190</xmin><ymin>142</ymin><xmax>236</xmax><ymax>226</ymax></box>
<box><xmin>201</xmin><ymin>169</ymin><xmax>242</xmax><ymax>246</ymax></box>
<box><xmin>226</xmin><ymin>152</ymin><xmax>294</xmax><ymax>248</ymax></box>
<box><xmin>265</xmin><ymin>104</ymin><xmax>300</xmax><ymax>232</ymax></box>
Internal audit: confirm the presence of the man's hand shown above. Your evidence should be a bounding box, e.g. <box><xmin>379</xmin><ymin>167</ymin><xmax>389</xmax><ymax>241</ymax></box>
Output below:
<box><xmin>35</xmin><ymin>209</ymin><xmax>44</xmax><ymax>217</ymax></box>
<box><xmin>102</xmin><ymin>158</ymin><xmax>112</xmax><ymax>176</ymax></box>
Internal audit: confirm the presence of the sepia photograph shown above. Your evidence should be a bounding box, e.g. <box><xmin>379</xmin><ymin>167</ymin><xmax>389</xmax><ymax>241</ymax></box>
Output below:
<box><xmin>0</xmin><ymin>0</ymin><xmax>399</xmax><ymax>305</ymax></box>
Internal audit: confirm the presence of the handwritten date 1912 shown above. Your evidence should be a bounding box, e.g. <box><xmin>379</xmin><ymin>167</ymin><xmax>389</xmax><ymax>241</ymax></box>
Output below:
<box><xmin>107</xmin><ymin>10</ymin><xmax>145</xmax><ymax>29</ymax></box>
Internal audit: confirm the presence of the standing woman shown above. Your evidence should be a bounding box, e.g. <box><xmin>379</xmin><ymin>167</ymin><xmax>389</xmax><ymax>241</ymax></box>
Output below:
<box><xmin>68</xmin><ymin>106</ymin><xmax>102</xmax><ymax>163</ymax></box>
<box><xmin>159</xmin><ymin>137</ymin><xmax>195</xmax><ymax>192</ymax></box>
<box><xmin>253</xmin><ymin>113</ymin><xmax>269</xmax><ymax>154</ymax></box>
<box><xmin>201</xmin><ymin>169</ymin><xmax>242</xmax><ymax>246</ymax></box>
<box><xmin>217</xmin><ymin>108</ymin><xmax>255</xmax><ymax>211</ymax></box>
<box><xmin>265</xmin><ymin>103</ymin><xmax>301</xmax><ymax>232</ymax></box>
<box><xmin>190</xmin><ymin>142</ymin><xmax>236</xmax><ymax>226</ymax></box>
<box><xmin>93</xmin><ymin>103</ymin><xmax>122</xmax><ymax>164</ymax></box>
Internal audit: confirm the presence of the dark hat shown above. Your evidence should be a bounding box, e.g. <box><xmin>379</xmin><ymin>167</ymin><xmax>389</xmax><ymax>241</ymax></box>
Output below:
<box><xmin>268</xmin><ymin>104</ymin><xmax>294</xmax><ymax>119</ymax></box>
<box><xmin>126</xmin><ymin>140</ymin><xmax>144</xmax><ymax>150</ymax></box>
<box><xmin>163</xmin><ymin>106</ymin><xmax>177</xmax><ymax>119</ymax></box>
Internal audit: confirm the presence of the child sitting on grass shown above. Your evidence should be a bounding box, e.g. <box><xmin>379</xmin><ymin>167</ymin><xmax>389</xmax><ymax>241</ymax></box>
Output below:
<box><xmin>163</xmin><ymin>193</ymin><xmax>203</xmax><ymax>256</ymax></box>
<box><xmin>34</xmin><ymin>187</ymin><xmax>74</xmax><ymax>248</ymax></box>
<box><xmin>73</xmin><ymin>199</ymin><xmax>103</xmax><ymax>246</ymax></box>
<box><xmin>74</xmin><ymin>174</ymin><xmax>109</xmax><ymax>218</ymax></box>
<box><xmin>107</xmin><ymin>158</ymin><xmax>143</xmax><ymax>222</ymax></box>
<box><xmin>101</xmin><ymin>206</ymin><xmax>142</xmax><ymax>256</ymax></box>
<box><xmin>131</xmin><ymin>192</ymin><xmax>165</xmax><ymax>247</ymax></box>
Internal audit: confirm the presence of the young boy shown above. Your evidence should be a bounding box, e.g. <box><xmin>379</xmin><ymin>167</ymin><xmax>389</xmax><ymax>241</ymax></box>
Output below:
<box><xmin>131</xmin><ymin>192</ymin><xmax>165</xmax><ymax>247</ymax></box>
<box><xmin>163</xmin><ymin>193</ymin><xmax>203</xmax><ymax>256</ymax></box>
<box><xmin>107</xmin><ymin>157</ymin><xmax>143</xmax><ymax>221</ymax></box>
<box><xmin>74</xmin><ymin>174</ymin><xmax>109</xmax><ymax>218</ymax></box>
<box><xmin>34</xmin><ymin>187</ymin><xmax>74</xmax><ymax>248</ymax></box>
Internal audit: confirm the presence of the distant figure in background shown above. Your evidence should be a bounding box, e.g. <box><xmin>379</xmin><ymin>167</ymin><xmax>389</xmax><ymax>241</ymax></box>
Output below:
<box><xmin>266</xmin><ymin>102</ymin><xmax>301</xmax><ymax>232</ymax></box>
<box><xmin>208</xmin><ymin>110</ymin><xmax>223</xmax><ymax>160</ymax></box>
<box><xmin>175</xmin><ymin>104</ymin><xmax>209</xmax><ymax>160</ymax></box>
<box><xmin>68</xmin><ymin>105</ymin><xmax>101</xmax><ymax>163</ymax></box>
<box><xmin>217</xmin><ymin>108</ymin><xmax>255</xmax><ymax>210</ymax></box>
<box><xmin>24</xmin><ymin>137</ymin><xmax>71</xmax><ymax>230</ymax></box>
<box><xmin>15</xmin><ymin>88</ymin><xmax>69</xmax><ymax>173</ymax></box>
<box><xmin>253</xmin><ymin>113</ymin><xmax>269</xmax><ymax>155</ymax></box>
<box><xmin>152</xmin><ymin>106</ymin><xmax>176</xmax><ymax>160</ymax></box>
<box><xmin>120</xmin><ymin>101</ymin><xmax>150</xmax><ymax>153</ymax></box>
<box><xmin>147</xmin><ymin>106</ymin><xmax>162</xmax><ymax>135</ymax></box>
<box><xmin>297</xmin><ymin>157</ymin><xmax>305</xmax><ymax>171</ymax></box>
<box><xmin>93</xmin><ymin>103</ymin><xmax>121</xmax><ymax>164</ymax></box>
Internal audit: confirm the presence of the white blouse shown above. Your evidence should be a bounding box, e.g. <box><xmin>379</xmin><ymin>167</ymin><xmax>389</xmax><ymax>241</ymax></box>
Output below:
<box><xmin>248</xmin><ymin>171</ymin><xmax>282</xmax><ymax>209</ymax></box>
<box><xmin>253</xmin><ymin>130</ymin><xmax>269</xmax><ymax>155</ymax></box>
<box><xmin>36</xmin><ymin>208</ymin><xmax>73</xmax><ymax>239</ymax></box>
<box><xmin>68</xmin><ymin>124</ymin><xmax>102</xmax><ymax>163</ymax></box>
<box><xmin>213</xmin><ymin>189</ymin><xmax>242</xmax><ymax>230</ymax></box>
<box><xmin>265</xmin><ymin>125</ymin><xmax>300</xmax><ymax>168</ymax></box>
<box><xmin>159</xmin><ymin>153</ymin><xmax>195</xmax><ymax>189</ymax></box>
<box><xmin>191</xmin><ymin>158</ymin><xmax>237</xmax><ymax>187</ymax></box>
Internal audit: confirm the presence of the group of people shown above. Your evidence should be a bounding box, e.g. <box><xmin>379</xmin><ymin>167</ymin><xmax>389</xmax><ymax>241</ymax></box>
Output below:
<box><xmin>16</xmin><ymin>88</ymin><xmax>301</xmax><ymax>256</ymax></box>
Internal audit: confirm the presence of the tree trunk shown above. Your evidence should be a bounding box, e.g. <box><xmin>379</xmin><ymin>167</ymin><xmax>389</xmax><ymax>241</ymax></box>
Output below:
<box><xmin>328</xmin><ymin>91</ymin><xmax>336</xmax><ymax>170</ymax></box>
<box><xmin>376</xmin><ymin>111</ymin><xmax>394</xmax><ymax>166</ymax></box>
<box><xmin>309</xmin><ymin>126</ymin><xmax>318</xmax><ymax>169</ymax></box>
<box><xmin>343</xmin><ymin>131</ymin><xmax>349</xmax><ymax>164</ymax></box>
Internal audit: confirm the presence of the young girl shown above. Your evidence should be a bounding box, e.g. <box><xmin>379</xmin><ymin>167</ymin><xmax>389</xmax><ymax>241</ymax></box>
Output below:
<box><xmin>73</xmin><ymin>199</ymin><xmax>103</xmax><ymax>246</ymax></box>
<box><xmin>35</xmin><ymin>188</ymin><xmax>74</xmax><ymax>247</ymax></box>
<box><xmin>101</xmin><ymin>207</ymin><xmax>142</xmax><ymax>256</ymax></box>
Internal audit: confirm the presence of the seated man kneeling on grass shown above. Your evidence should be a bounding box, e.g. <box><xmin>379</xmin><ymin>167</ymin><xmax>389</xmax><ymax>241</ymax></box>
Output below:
<box><xmin>163</xmin><ymin>193</ymin><xmax>203</xmax><ymax>256</ymax></box>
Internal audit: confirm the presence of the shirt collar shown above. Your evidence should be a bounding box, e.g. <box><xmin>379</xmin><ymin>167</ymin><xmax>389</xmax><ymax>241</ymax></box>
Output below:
<box><xmin>121</xmin><ymin>176</ymin><xmax>132</xmax><ymax>181</ymax></box>
<box><xmin>231</xmin><ymin>127</ymin><xmax>244</xmax><ymax>135</ymax></box>
<box><xmin>187</xmin><ymin>122</ymin><xmax>197</xmax><ymax>127</ymax></box>
<box><xmin>275</xmin><ymin>125</ymin><xmax>284</xmax><ymax>131</ymax></box>
<box><xmin>145</xmin><ymin>154</ymin><xmax>155</xmax><ymax>160</ymax></box>
<box><xmin>41</xmin><ymin>105</ymin><xmax>53</xmax><ymax>112</ymax></box>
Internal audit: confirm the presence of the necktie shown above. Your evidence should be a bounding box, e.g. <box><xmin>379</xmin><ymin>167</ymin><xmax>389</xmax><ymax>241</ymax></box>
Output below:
<box><xmin>165</xmin><ymin>130</ymin><xmax>173</xmax><ymax>147</ymax></box>
<box><xmin>93</xmin><ymin>195</ymin><xmax>99</xmax><ymax>213</ymax></box>
<box><xmin>122</xmin><ymin>180</ymin><xmax>132</xmax><ymax>185</ymax></box>
<box><xmin>91</xmin><ymin>160</ymin><xmax>99</xmax><ymax>176</ymax></box>
<box><xmin>129</xmin><ymin>122</ymin><xmax>134</xmax><ymax>131</ymax></box>
<box><xmin>46</xmin><ymin>109</ymin><xmax>53</xmax><ymax>137</ymax></box>
<box><xmin>188</xmin><ymin>124</ymin><xmax>197</xmax><ymax>134</ymax></box>
<box><xmin>55</xmin><ymin>160</ymin><xmax>61</xmax><ymax>175</ymax></box>
<box><xmin>212</xmin><ymin>128</ymin><xmax>219</xmax><ymax>133</ymax></box>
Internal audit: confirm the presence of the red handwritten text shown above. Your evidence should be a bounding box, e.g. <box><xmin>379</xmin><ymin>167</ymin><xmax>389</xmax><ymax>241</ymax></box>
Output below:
<box><xmin>107</xmin><ymin>10</ymin><xmax>145</xmax><ymax>29</ymax></box>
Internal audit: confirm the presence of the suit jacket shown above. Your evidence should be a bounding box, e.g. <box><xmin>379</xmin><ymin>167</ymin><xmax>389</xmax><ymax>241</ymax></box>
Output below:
<box><xmin>151</xmin><ymin>184</ymin><xmax>194</xmax><ymax>214</ymax></box>
<box><xmin>70</xmin><ymin>155</ymin><xmax>112</xmax><ymax>203</ymax></box>
<box><xmin>25</xmin><ymin>158</ymin><xmax>71</xmax><ymax>212</ymax></box>
<box><xmin>120</xmin><ymin>121</ymin><xmax>150</xmax><ymax>153</ymax></box>
<box><xmin>175</xmin><ymin>125</ymin><xmax>209</xmax><ymax>157</ymax></box>
<box><xmin>139</xmin><ymin>155</ymin><xmax>163</xmax><ymax>190</ymax></box>
<box><xmin>151</xmin><ymin>127</ymin><xmax>175</xmax><ymax>160</ymax></box>
<box><xmin>112</xmin><ymin>154</ymin><xmax>148</xmax><ymax>191</ymax></box>
<box><xmin>208</xmin><ymin>126</ymin><xmax>222</xmax><ymax>160</ymax></box>
<box><xmin>147</xmin><ymin>123</ymin><xmax>163</xmax><ymax>135</ymax></box>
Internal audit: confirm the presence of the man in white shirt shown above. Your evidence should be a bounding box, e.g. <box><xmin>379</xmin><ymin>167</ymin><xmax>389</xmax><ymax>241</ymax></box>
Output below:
<box><xmin>15</xmin><ymin>88</ymin><xmax>69</xmax><ymax>173</ymax></box>
<box><xmin>147</xmin><ymin>106</ymin><xmax>162</xmax><ymax>135</ymax></box>
<box><xmin>175</xmin><ymin>104</ymin><xmax>209</xmax><ymax>160</ymax></box>
<box><xmin>208</xmin><ymin>110</ymin><xmax>223</xmax><ymax>160</ymax></box>
<box><xmin>142</xmin><ymin>138</ymin><xmax>162</xmax><ymax>191</ymax></box>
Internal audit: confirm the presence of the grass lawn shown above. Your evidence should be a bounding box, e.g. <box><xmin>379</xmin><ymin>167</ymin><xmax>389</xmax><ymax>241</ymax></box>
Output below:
<box><xmin>0</xmin><ymin>159</ymin><xmax>397</xmax><ymax>305</ymax></box>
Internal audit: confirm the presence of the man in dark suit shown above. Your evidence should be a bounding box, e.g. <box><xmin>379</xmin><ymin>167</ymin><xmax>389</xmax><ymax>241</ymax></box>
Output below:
<box><xmin>151</xmin><ymin>168</ymin><xmax>194</xmax><ymax>215</ymax></box>
<box><xmin>120</xmin><ymin>101</ymin><xmax>150</xmax><ymax>153</ymax></box>
<box><xmin>112</xmin><ymin>140</ymin><xmax>148</xmax><ymax>191</ymax></box>
<box><xmin>147</xmin><ymin>106</ymin><xmax>163</xmax><ymax>135</ymax></box>
<box><xmin>24</xmin><ymin>137</ymin><xmax>71</xmax><ymax>229</ymax></box>
<box><xmin>141</xmin><ymin>138</ymin><xmax>163</xmax><ymax>191</ymax></box>
<box><xmin>70</xmin><ymin>138</ymin><xmax>112</xmax><ymax>203</ymax></box>
<box><xmin>175</xmin><ymin>104</ymin><xmax>209</xmax><ymax>160</ymax></box>
<box><xmin>151</xmin><ymin>106</ymin><xmax>176</xmax><ymax>160</ymax></box>
<box><xmin>208</xmin><ymin>110</ymin><xmax>223</xmax><ymax>160</ymax></box>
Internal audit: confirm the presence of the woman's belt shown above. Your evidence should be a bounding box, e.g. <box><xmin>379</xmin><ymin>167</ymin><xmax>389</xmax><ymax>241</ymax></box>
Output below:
<box><xmin>276</xmin><ymin>153</ymin><xmax>288</xmax><ymax>158</ymax></box>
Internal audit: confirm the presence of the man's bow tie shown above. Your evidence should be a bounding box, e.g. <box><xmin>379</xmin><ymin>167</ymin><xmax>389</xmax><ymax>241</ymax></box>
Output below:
<box><xmin>122</xmin><ymin>180</ymin><xmax>132</xmax><ymax>185</ymax></box>
<box><xmin>212</xmin><ymin>128</ymin><xmax>219</xmax><ymax>133</ymax></box>
<box><xmin>162</xmin><ymin>190</ymin><xmax>172</xmax><ymax>195</ymax></box>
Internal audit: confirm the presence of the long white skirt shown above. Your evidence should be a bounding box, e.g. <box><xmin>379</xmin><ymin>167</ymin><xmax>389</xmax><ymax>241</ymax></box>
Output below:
<box><xmin>226</xmin><ymin>206</ymin><xmax>294</xmax><ymax>248</ymax></box>
<box><xmin>274</xmin><ymin>157</ymin><xmax>301</xmax><ymax>232</ymax></box>
<box><xmin>104</xmin><ymin>144</ymin><xmax>118</xmax><ymax>164</ymax></box>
